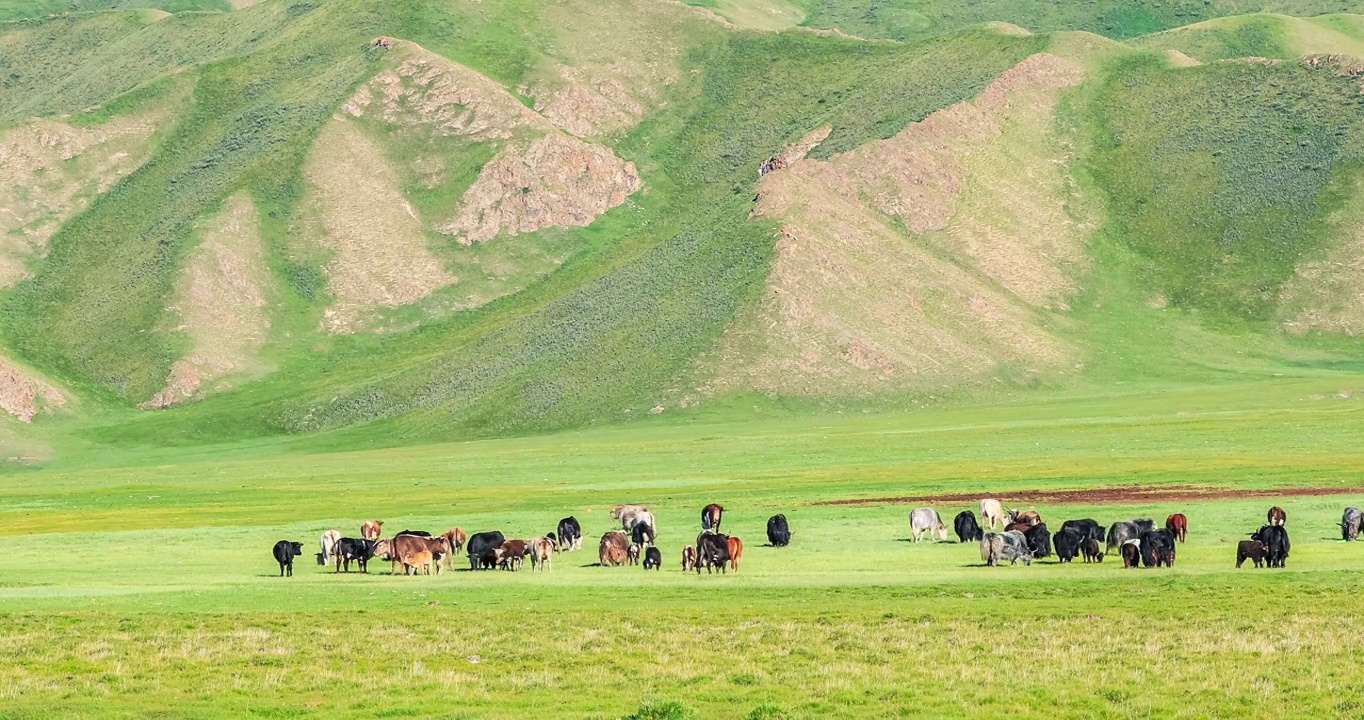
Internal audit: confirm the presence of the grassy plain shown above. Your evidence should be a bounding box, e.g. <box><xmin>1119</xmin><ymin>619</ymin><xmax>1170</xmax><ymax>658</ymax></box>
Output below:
<box><xmin>3</xmin><ymin>374</ymin><xmax>1364</xmax><ymax>718</ymax></box>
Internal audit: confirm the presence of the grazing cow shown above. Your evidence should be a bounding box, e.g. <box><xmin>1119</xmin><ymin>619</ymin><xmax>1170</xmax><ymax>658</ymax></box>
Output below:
<box><xmin>644</xmin><ymin>546</ymin><xmax>662</xmax><ymax>570</ymax></box>
<box><xmin>1251</xmin><ymin>525</ymin><xmax>1290</xmax><ymax>568</ymax></box>
<box><xmin>1267</xmin><ymin>506</ymin><xmax>1286</xmax><ymax>527</ymax></box>
<box><xmin>361</xmin><ymin>520</ymin><xmax>383</xmax><ymax>540</ymax></box>
<box><xmin>980</xmin><ymin>531</ymin><xmax>1032</xmax><ymax>567</ymax></box>
<box><xmin>557</xmin><ymin>517</ymin><xmax>582</xmax><ymax>551</ymax></box>
<box><xmin>599</xmin><ymin>531</ymin><xmax>630</xmax><ymax>567</ymax></box>
<box><xmin>631</xmin><ymin>522</ymin><xmax>656</xmax><ymax>548</ymax></box>
<box><xmin>1139</xmin><ymin>529</ymin><xmax>1176</xmax><ymax>568</ymax></box>
<box><xmin>701</xmin><ymin>504</ymin><xmax>724</xmax><ymax>534</ymax></box>
<box><xmin>273</xmin><ymin>540</ymin><xmax>304</xmax><ymax>577</ymax></box>
<box><xmin>727</xmin><ymin>536</ymin><xmax>744</xmax><ymax>573</ymax></box>
<box><xmin>980</xmin><ymin>499</ymin><xmax>1004</xmax><ymax>530</ymax></box>
<box><xmin>767</xmin><ymin>514</ymin><xmax>791</xmax><ymax>547</ymax></box>
<box><xmin>1165</xmin><ymin>514</ymin><xmax>1188</xmax><ymax>543</ymax></box>
<box><xmin>334</xmin><ymin>537</ymin><xmax>375</xmax><ymax>573</ymax></box>
<box><xmin>1053</xmin><ymin>527</ymin><xmax>1082</xmax><ymax>563</ymax></box>
<box><xmin>1007</xmin><ymin>509</ymin><xmax>1042</xmax><ymax>527</ymax></box>
<box><xmin>1082</xmin><ymin>537</ymin><xmax>1105</xmax><ymax>563</ymax></box>
<box><xmin>695</xmin><ymin>533</ymin><xmax>731</xmax><ymax>574</ymax></box>
<box><xmin>910</xmin><ymin>507</ymin><xmax>948</xmax><ymax>542</ymax></box>
<box><xmin>529</xmin><ymin>536</ymin><xmax>555</xmax><ymax>572</ymax></box>
<box><xmin>1024</xmin><ymin>523</ymin><xmax>1051</xmax><ymax>558</ymax></box>
<box><xmin>627</xmin><ymin>542</ymin><xmax>641</xmax><ymax>566</ymax></box>
<box><xmin>612</xmin><ymin>505</ymin><xmax>655</xmax><ymax>534</ymax></box>
<box><xmin>1060</xmin><ymin>519</ymin><xmax>1104</xmax><ymax>546</ymax></box>
<box><xmin>466</xmin><ymin>531</ymin><xmax>507</xmax><ymax>571</ymax></box>
<box><xmin>317</xmin><ymin>529</ymin><xmax>340</xmax><ymax>566</ymax></box>
<box><xmin>392</xmin><ymin>534</ymin><xmax>449</xmax><ymax>575</ymax></box>
<box><xmin>1342</xmin><ymin>507</ymin><xmax>1363</xmax><ymax>542</ymax></box>
<box><xmin>1120</xmin><ymin>540</ymin><xmax>1140</xmax><ymax>568</ymax></box>
<box><xmin>496</xmin><ymin>539</ymin><xmax>528</xmax><ymax>571</ymax></box>
<box><xmin>441</xmin><ymin>528</ymin><xmax>467</xmax><ymax>570</ymax></box>
<box><xmin>402</xmin><ymin>550</ymin><xmax>435</xmax><ymax>576</ymax></box>
<box><xmin>954</xmin><ymin>511</ymin><xmax>983</xmax><ymax>543</ymax></box>
<box><xmin>1236</xmin><ymin>540</ymin><xmax>1269</xmax><ymax>568</ymax></box>
<box><xmin>1106</xmin><ymin>521</ymin><xmax>1141</xmax><ymax>553</ymax></box>
<box><xmin>682</xmin><ymin>545</ymin><xmax>697</xmax><ymax>572</ymax></box>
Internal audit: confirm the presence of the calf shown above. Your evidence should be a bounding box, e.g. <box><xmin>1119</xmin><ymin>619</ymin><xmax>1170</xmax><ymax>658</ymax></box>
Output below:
<box><xmin>599</xmin><ymin>531</ymin><xmax>629</xmax><ymax>567</ymax></box>
<box><xmin>1343</xmin><ymin>507</ymin><xmax>1363</xmax><ymax>542</ymax></box>
<box><xmin>1053</xmin><ymin>527</ymin><xmax>1082</xmax><ymax>563</ymax></box>
<box><xmin>909</xmin><ymin>508</ymin><xmax>947</xmax><ymax>542</ymax></box>
<box><xmin>627</xmin><ymin>542</ymin><xmax>641</xmax><ymax>566</ymax></box>
<box><xmin>631</xmin><ymin>522</ymin><xmax>656</xmax><ymax>548</ymax></box>
<box><xmin>1165</xmin><ymin>514</ymin><xmax>1188</xmax><ymax>543</ymax></box>
<box><xmin>557</xmin><ymin>517</ymin><xmax>582</xmax><ymax>551</ymax></box>
<box><xmin>402</xmin><ymin>550</ymin><xmax>434</xmax><ymax>576</ymax></box>
<box><xmin>767</xmin><ymin>514</ymin><xmax>791</xmax><ymax>547</ymax></box>
<box><xmin>529</xmin><ymin>536</ymin><xmax>555</xmax><ymax>572</ymax></box>
<box><xmin>1251</xmin><ymin>525</ymin><xmax>1290</xmax><ymax>568</ymax></box>
<box><xmin>273</xmin><ymin>540</ymin><xmax>304</xmax><ymax>577</ymax></box>
<box><xmin>727</xmin><ymin>536</ymin><xmax>745</xmax><ymax>573</ymax></box>
<box><xmin>1267</xmin><ymin>506</ymin><xmax>1286</xmax><ymax>527</ymax></box>
<box><xmin>682</xmin><ymin>545</ymin><xmax>696</xmax><ymax>572</ymax></box>
<box><xmin>696</xmin><ymin>532</ymin><xmax>730</xmax><ymax>574</ymax></box>
<box><xmin>1236</xmin><ymin>540</ymin><xmax>1268</xmax><ymax>568</ymax></box>
<box><xmin>1024</xmin><ymin>523</ymin><xmax>1051</xmax><ymax>558</ymax></box>
<box><xmin>467</xmin><ymin>531</ymin><xmax>507</xmax><ymax>571</ymax></box>
<box><xmin>644</xmin><ymin>546</ymin><xmax>662</xmax><ymax>570</ymax></box>
<box><xmin>1082</xmin><ymin>537</ymin><xmax>1105</xmax><ymax>563</ymax></box>
<box><xmin>1139</xmin><ymin>529</ymin><xmax>1176</xmax><ymax>568</ymax></box>
<box><xmin>361</xmin><ymin>520</ymin><xmax>383</xmax><ymax>540</ymax></box>
<box><xmin>954</xmin><ymin>511</ymin><xmax>983</xmax><ymax>543</ymax></box>
<box><xmin>980</xmin><ymin>499</ymin><xmax>1004</xmax><ymax>530</ymax></box>
<box><xmin>1120</xmin><ymin>539</ymin><xmax>1140</xmax><ymax>568</ymax></box>
<box><xmin>317</xmin><ymin>529</ymin><xmax>340</xmax><ymax>566</ymax></box>
<box><xmin>334</xmin><ymin>537</ymin><xmax>375</xmax><ymax>573</ymax></box>
<box><xmin>497</xmin><ymin>539</ymin><xmax>528</xmax><ymax>571</ymax></box>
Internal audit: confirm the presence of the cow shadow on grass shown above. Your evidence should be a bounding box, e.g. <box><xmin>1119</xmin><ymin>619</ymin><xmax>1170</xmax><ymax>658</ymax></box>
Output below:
<box><xmin>894</xmin><ymin>538</ymin><xmax>954</xmax><ymax>544</ymax></box>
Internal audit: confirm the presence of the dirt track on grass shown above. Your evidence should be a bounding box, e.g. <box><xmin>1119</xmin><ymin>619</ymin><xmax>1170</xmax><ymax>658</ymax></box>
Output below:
<box><xmin>814</xmin><ymin>484</ymin><xmax>1364</xmax><ymax>507</ymax></box>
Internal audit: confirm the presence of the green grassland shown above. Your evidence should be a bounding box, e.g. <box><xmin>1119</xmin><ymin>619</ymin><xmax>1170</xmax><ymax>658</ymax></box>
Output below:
<box><xmin>3</xmin><ymin>376</ymin><xmax>1364</xmax><ymax>717</ymax></box>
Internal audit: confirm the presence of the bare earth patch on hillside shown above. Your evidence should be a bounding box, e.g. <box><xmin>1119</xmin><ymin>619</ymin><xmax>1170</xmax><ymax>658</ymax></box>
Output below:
<box><xmin>143</xmin><ymin>193</ymin><xmax>271</xmax><ymax>408</ymax></box>
<box><xmin>0</xmin><ymin>356</ymin><xmax>64</xmax><ymax>423</ymax></box>
<box><xmin>439</xmin><ymin>134</ymin><xmax>641</xmax><ymax>244</ymax></box>
<box><xmin>0</xmin><ymin>110</ymin><xmax>166</xmax><ymax>288</ymax></box>
<box><xmin>701</xmin><ymin>54</ymin><xmax>1088</xmax><ymax>398</ymax></box>
<box><xmin>305</xmin><ymin>118</ymin><xmax>455</xmax><ymax>333</ymax></box>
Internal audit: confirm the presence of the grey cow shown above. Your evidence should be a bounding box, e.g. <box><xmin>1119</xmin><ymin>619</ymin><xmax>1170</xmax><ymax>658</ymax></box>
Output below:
<box><xmin>1344</xmin><ymin>507</ymin><xmax>1363</xmax><ymax>542</ymax></box>
<box><xmin>910</xmin><ymin>507</ymin><xmax>948</xmax><ymax>542</ymax></box>
<box><xmin>980</xmin><ymin>530</ymin><xmax>1033</xmax><ymax>567</ymax></box>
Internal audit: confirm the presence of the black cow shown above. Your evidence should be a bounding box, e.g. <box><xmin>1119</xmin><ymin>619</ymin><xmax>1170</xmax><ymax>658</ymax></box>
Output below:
<box><xmin>1251</xmin><ymin>525</ymin><xmax>1290</xmax><ymax>568</ymax></box>
<box><xmin>272</xmin><ymin>540</ymin><xmax>304</xmax><ymax>577</ymax></box>
<box><xmin>394</xmin><ymin>529</ymin><xmax>431</xmax><ymax>537</ymax></box>
<box><xmin>695</xmin><ymin>533</ymin><xmax>731</xmax><ymax>574</ymax></box>
<box><xmin>1139</xmin><ymin>529</ymin><xmax>1176</xmax><ymax>568</ymax></box>
<box><xmin>954</xmin><ymin>511</ymin><xmax>983</xmax><ymax>543</ymax></box>
<box><xmin>1053</xmin><ymin>527</ymin><xmax>1082</xmax><ymax>563</ymax></box>
<box><xmin>643</xmin><ymin>546</ymin><xmax>662</xmax><ymax>570</ymax></box>
<box><xmin>1107</xmin><ymin>520</ymin><xmax>1153</xmax><ymax>553</ymax></box>
<box><xmin>1132</xmin><ymin>518</ymin><xmax>1156</xmax><ymax>535</ymax></box>
<box><xmin>767</xmin><ymin>514</ymin><xmax>791</xmax><ymax>547</ymax></box>
<box><xmin>1082</xmin><ymin>537</ymin><xmax>1105</xmax><ymax>563</ymax></box>
<box><xmin>632</xmin><ymin>522</ymin><xmax>656</xmax><ymax>547</ymax></box>
<box><xmin>467</xmin><ymin>531</ymin><xmax>507</xmax><ymax>570</ymax></box>
<box><xmin>334</xmin><ymin>537</ymin><xmax>375</xmax><ymax>573</ymax></box>
<box><xmin>1060</xmin><ymin>519</ymin><xmax>1103</xmax><ymax>545</ymax></box>
<box><xmin>1024</xmin><ymin>523</ymin><xmax>1051</xmax><ymax>558</ymax></box>
<box><xmin>557</xmin><ymin>517</ymin><xmax>582</xmax><ymax>551</ymax></box>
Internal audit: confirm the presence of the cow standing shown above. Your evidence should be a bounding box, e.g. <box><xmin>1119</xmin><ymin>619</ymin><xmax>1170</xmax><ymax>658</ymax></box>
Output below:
<box><xmin>466</xmin><ymin>531</ymin><xmax>506</xmax><ymax>571</ymax></box>
<box><xmin>497</xmin><ymin>539</ymin><xmax>528</xmax><ymax>571</ymax></box>
<box><xmin>682</xmin><ymin>545</ymin><xmax>697</xmax><ymax>571</ymax></box>
<box><xmin>599</xmin><ymin>531</ymin><xmax>629</xmax><ymax>567</ymax></box>
<box><xmin>1139</xmin><ymin>529</ymin><xmax>1176</xmax><ymax>568</ymax></box>
<box><xmin>1267</xmin><ymin>506</ymin><xmax>1286</xmax><ymax>527</ymax></box>
<box><xmin>631</xmin><ymin>522</ymin><xmax>656</xmax><ymax>547</ymax></box>
<box><xmin>529</xmin><ymin>537</ymin><xmax>555</xmax><ymax>572</ymax></box>
<box><xmin>361</xmin><ymin>520</ymin><xmax>383</xmax><ymax>540</ymax></box>
<box><xmin>1024</xmin><ymin>523</ymin><xmax>1051</xmax><ymax>558</ymax></box>
<box><xmin>441</xmin><ymin>528</ymin><xmax>468</xmax><ymax>569</ymax></box>
<box><xmin>1343</xmin><ymin>507</ymin><xmax>1363</xmax><ymax>542</ymax></box>
<box><xmin>612</xmin><ymin>505</ymin><xmax>655</xmax><ymax>535</ymax></box>
<box><xmin>980</xmin><ymin>499</ymin><xmax>1004</xmax><ymax>530</ymax></box>
<box><xmin>954</xmin><ymin>511</ymin><xmax>983</xmax><ymax>543</ymax></box>
<box><xmin>1007</xmin><ymin>509</ymin><xmax>1042</xmax><ymax>526</ymax></box>
<box><xmin>696</xmin><ymin>533</ymin><xmax>730</xmax><ymax>574</ymax></box>
<box><xmin>1236</xmin><ymin>540</ymin><xmax>1268</xmax><ymax>568</ymax></box>
<box><xmin>1082</xmin><ymin>537</ymin><xmax>1105</xmax><ymax>563</ymax></box>
<box><xmin>1060</xmin><ymin>519</ymin><xmax>1104</xmax><ymax>546</ymax></box>
<box><xmin>273</xmin><ymin>541</ymin><xmax>304</xmax><ymax>577</ymax></box>
<box><xmin>317</xmin><ymin>529</ymin><xmax>340</xmax><ymax>566</ymax></box>
<box><xmin>627</xmin><ymin>542</ymin><xmax>641</xmax><ymax>566</ymax></box>
<box><xmin>557</xmin><ymin>517</ymin><xmax>582</xmax><ymax>551</ymax></box>
<box><xmin>1165</xmin><ymin>514</ymin><xmax>1188</xmax><ymax>543</ymax></box>
<box><xmin>1252</xmin><ymin>525</ymin><xmax>1290</xmax><ymax>568</ymax></box>
<box><xmin>767</xmin><ymin>514</ymin><xmax>791</xmax><ymax>547</ymax></box>
<box><xmin>334</xmin><ymin>538</ymin><xmax>375</xmax><ymax>573</ymax></box>
<box><xmin>910</xmin><ymin>507</ymin><xmax>948</xmax><ymax>542</ymax></box>
<box><xmin>980</xmin><ymin>531</ymin><xmax>1032</xmax><ymax>566</ymax></box>
<box><xmin>1053</xmin><ymin>527</ymin><xmax>1081</xmax><ymax>563</ymax></box>
<box><xmin>1119</xmin><ymin>540</ymin><xmax>1141</xmax><ymax>568</ymax></box>
<box><xmin>727</xmin><ymin>536</ymin><xmax>744</xmax><ymax>573</ymax></box>
<box><xmin>1107</xmin><ymin>520</ymin><xmax>1153</xmax><ymax>553</ymax></box>
<box><xmin>644</xmin><ymin>546</ymin><xmax>662</xmax><ymax>570</ymax></box>
<box><xmin>701</xmin><ymin>504</ymin><xmax>724</xmax><ymax>534</ymax></box>
<box><xmin>392</xmin><ymin>534</ymin><xmax>449</xmax><ymax>575</ymax></box>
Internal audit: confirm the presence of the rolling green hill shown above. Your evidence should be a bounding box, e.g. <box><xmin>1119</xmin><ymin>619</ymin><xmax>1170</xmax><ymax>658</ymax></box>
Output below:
<box><xmin>3</xmin><ymin>0</ymin><xmax>1364</xmax><ymax>461</ymax></box>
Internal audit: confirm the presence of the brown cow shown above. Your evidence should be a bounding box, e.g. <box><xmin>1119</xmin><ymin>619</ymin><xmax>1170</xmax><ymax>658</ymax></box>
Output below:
<box><xmin>361</xmin><ymin>520</ymin><xmax>384</xmax><ymax>540</ymax></box>
<box><xmin>1007</xmin><ymin>509</ymin><xmax>1042</xmax><ymax>526</ymax></box>
<box><xmin>701</xmin><ymin>504</ymin><xmax>724</xmax><ymax>533</ymax></box>
<box><xmin>726</xmin><ymin>536</ymin><xmax>744</xmax><ymax>573</ymax></box>
<box><xmin>496</xmin><ymin>539</ymin><xmax>528</xmax><ymax>571</ymax></box>
<box><xmin>402</xmin><ymin>550</ymin><xmax>434</xmax><ymax>576</ymax></box>
<box><xmin>682</xmin><ymin>545</ymin><xmax>696</xmax><ymax>571</ymax></box>
<box><xmin>599</xmin><ymin>531</ymin><xmax>629</xmax><ymax>567</ymax></box>
<box><xmin>1165</xmin><ymin>514</ymin><xmax>1188</xmax><ymax>543</ymax></box>
<box><xmin>392</xmin><ymin>534</ymin><xmax>449</xmax><ymax>575</ymax></box>
<box><xmin>528</xmin><ymin>537</ymin><xmax>554</xmax><ymax>572</ymax></box>
<box><xmin>1267</xmin><ymin>506</ymin><xmax>1286</xmax><ymax>527</ymax></box>
<box><xmin>1004</xmin><ymin>522</ymin><xmax>1033</xmax><ymax>534</ymax></box>
<box><xmin>1237</xmin><ymin>540</ymin><xmax>1269</xmax><ymax>568</ymax></box>
<box><xmin>441</xmin><ymin>527</ymin><xmax>467</xmax><ymax>569</ymax></box>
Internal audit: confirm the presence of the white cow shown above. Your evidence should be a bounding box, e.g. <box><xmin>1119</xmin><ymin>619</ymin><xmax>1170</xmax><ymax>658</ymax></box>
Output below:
<box><xmin>980</xmin><ymin>499</ymin><xmax>1004</xmax><ymax>530</ymax></box>
<box><xmin>317</xmin><ymin>529</ymin><xmax>341</xmax><ymax>566</ymax></box>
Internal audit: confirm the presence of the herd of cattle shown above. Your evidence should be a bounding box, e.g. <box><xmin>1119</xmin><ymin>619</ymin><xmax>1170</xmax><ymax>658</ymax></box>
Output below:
<box><xmin>270</xmin><ymin>504</ymin><xmax>793</xmax><ymax>577</ymax></box>
<box><xmin>270</xmin><ymin>498</ymin><xmax>1360</xmax><ymax>577</ymax></box>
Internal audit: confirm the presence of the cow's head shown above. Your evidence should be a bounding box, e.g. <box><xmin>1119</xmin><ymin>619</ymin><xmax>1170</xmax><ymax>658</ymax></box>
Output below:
<box><xmin>290</xmin><ymin>542</ymin><xmax>304</xmax><ymax>555</ymax></box>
